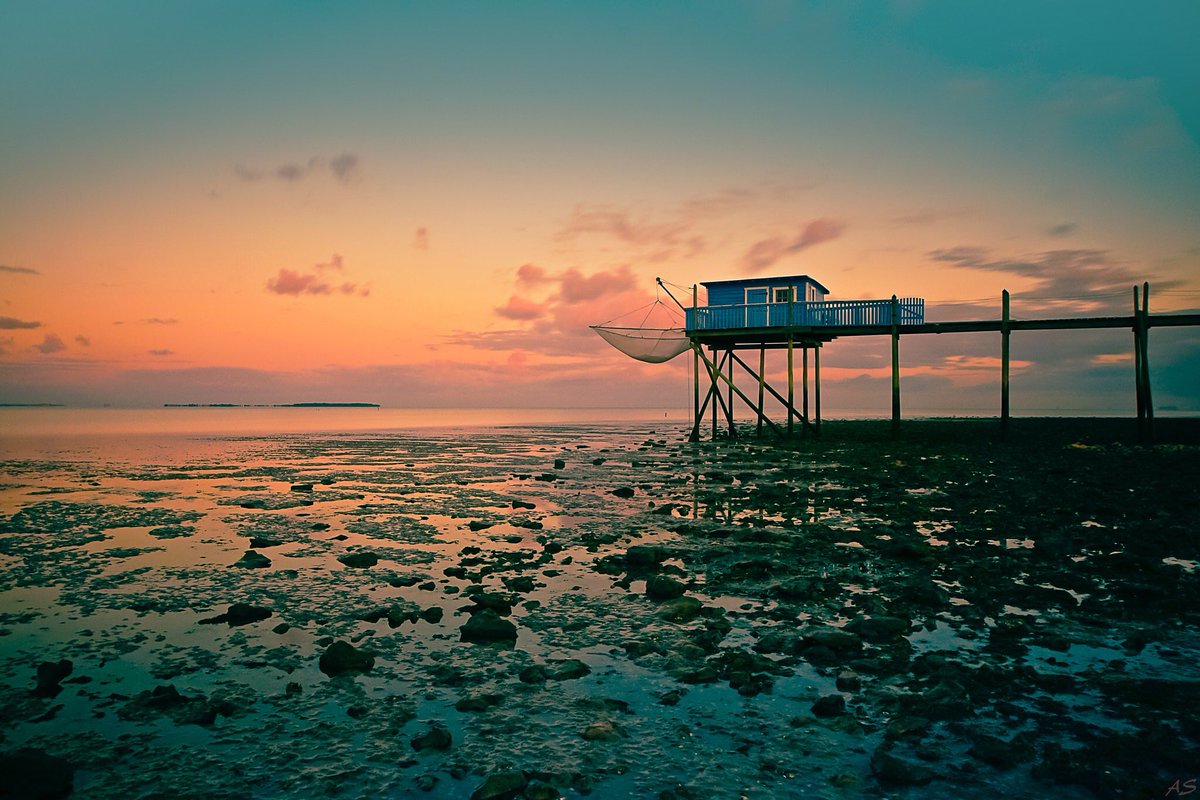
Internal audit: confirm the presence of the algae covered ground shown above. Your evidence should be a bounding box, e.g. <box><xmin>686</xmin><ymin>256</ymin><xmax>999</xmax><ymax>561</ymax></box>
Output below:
<box><xmin>1</xmin><ymin>418</ymin><xmax>1198</xmax><ymax>799</ymax></box>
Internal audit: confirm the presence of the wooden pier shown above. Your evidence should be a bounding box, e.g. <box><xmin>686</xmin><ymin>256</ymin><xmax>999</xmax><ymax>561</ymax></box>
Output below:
<box><xmin>685</xmin><ymin>282</ymin><xmax>1200</xmax><ymax>442</ymax></box>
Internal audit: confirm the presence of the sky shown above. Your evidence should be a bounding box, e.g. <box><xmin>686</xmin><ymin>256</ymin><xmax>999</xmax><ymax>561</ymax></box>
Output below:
<box><xmin>2</xmin><ymin>1</ymin><xmax>1199</xmax><ymax>414</ymax></box>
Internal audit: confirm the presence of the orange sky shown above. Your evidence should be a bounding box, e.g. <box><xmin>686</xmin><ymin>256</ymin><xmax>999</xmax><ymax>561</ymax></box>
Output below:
<box><xmin>2</xmin><ymin>3</ymin><xmax>1198</xmax><ymax>412</ymax></box>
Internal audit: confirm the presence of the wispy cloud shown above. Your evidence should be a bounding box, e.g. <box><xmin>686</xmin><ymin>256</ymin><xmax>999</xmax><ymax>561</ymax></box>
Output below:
<box><xmin>266</xmin><ymin>254</ymin><xmax>368</xmax><ymax>297</ymax></box>
<box><xmin>144</xmin><ymin>317</ymin><xmax>178</xmax><ymax>325</ymax></box>
<box><xmin>0</xmin><ymin>264</ymin><xmax>40</xmax><ymax>275</ymax></box>
<box><xmin>148</xmin><ymin>349</ymin><xmax>174</xmax><ymax>356</ymax></box>
<box><xmin>1047</xmin><ymin>222</ymin><xmax>1077</xmax><ymax>237</ymax></box>
<box><xmin>929</xmin><ymin>245</ymin><xmax>1181</xmax><ymax>314</ymax></box>
<box><xmin>741</xmin><ymin>218</ymin><xmax>845</xmax><ymax>273</ymax></box>
<box><xmin>0</xmin><ymin>316</ymin><xmax>42</xmax><ymax>330</ymax></box>
<box><xmin>234</xmin><ymin>152</ymin><xmax>362</xmax><ymax>185</ymax></box>
<box><xmin>74</xmin><ymin>335</ymin><xmax>91</xmax><ymax>347</ymax></box>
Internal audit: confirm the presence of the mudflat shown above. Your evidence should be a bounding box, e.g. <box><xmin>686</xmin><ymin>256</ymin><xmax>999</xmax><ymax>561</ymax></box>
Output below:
<box><xmin>1</xmin><ymin>418</ymin><xmax>1197</xmax><ymax>798</ymax></box>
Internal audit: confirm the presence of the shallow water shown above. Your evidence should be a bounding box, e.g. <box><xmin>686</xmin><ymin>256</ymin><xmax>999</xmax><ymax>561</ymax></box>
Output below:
<box><xmin>1</xmin><ymin>418</ymin><xmax>1198</xmax><ymax>798</ymax></box>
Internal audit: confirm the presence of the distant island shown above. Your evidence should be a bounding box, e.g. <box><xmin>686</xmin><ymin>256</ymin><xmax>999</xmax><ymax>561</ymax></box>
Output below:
<box><xmin>163</xmin><ymin>403</ymin><xmax>380</xmax><ymax>408</ymax></box>
<box><xmin>0</xmin><ymin>403</ymin><xmax>64</xmax><ymax>407</ymax></box>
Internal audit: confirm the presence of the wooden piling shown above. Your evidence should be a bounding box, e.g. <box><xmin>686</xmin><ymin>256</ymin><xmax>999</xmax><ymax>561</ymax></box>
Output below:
<box><xmin>727</xmin><ymin>349</ymin><xmax>736</xmax><ymax>436</ymax></box>
<box><xmin>814</xmin><ymin>344</ymin><xmax>822</xmax><ymax>434</ymax></box>
<box><xmin>756</xmin><ymin>347</ymin><xmax>765</xmax><ymax>436</ymax></box>
<box><xmin>891</xmin><ymin>295</ymin><xmax>901</xmax><ymax>437</ymax></box>
<box><xmin>802</xmin><ymin>347</ymin><xmax>809</xmax><ymax>423</ymax></box>
<box><xmin>787</xmin><ymin>336</ymin><xmax>795</xmax><ymax>437</ymax></box>
<box><xmin>691</xmin><ymin>287</ymin><xmax>700</xmax><ymax>442</ymax></box>
<box><xmin>1140</xmin><ymin>282</ymin><xmax>1153</xmax><ymax>440</ymax></box>
<box><xmin>1001</xmin><ymin>289</ymin><xmax>1010</xmax><ymax>439</ymax></box>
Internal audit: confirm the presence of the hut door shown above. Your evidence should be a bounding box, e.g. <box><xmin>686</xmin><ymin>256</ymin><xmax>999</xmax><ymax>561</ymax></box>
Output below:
<box><xmin>745</xmin><ymin>288</ymin><xmax>768</xmax><ymax>327</ymax></box>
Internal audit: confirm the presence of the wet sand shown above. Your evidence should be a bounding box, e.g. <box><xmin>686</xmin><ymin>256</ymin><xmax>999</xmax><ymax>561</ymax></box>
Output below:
<box><xmin>1</xmin><ymin>418</ymin><xmax>1198</xmax><ymax>799</ymax></box>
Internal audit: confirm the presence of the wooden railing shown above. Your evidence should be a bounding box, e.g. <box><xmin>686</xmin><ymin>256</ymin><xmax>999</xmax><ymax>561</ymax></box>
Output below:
<box><xmin>685</xmin><ymin>298</ymin><xmax>925</xmax><ymax>331</ymax></box>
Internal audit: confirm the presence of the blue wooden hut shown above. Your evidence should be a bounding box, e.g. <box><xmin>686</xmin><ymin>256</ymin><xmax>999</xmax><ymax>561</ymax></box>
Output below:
<box><xmin>686</xmin><ymin>274</ymin><xmax>923</xmax><ymax>331</ymax></box>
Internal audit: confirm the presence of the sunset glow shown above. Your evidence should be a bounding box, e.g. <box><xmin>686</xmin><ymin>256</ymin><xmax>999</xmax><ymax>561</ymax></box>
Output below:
<box><xmin>2</xmin><ymin>2</ymin><xmax>1198</xmax><ymax>412</ymax></box>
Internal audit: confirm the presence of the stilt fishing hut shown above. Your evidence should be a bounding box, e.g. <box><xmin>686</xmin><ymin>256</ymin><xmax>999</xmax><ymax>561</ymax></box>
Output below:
<box><xmin>592</xmin><ymin>275</ymin><xmax>925</xmax><ymax>440</ymax></box>
<box><xmin>593</xmin><ymin>273</ymin><xmax>1197</xmax><ymax>442</ymax></box>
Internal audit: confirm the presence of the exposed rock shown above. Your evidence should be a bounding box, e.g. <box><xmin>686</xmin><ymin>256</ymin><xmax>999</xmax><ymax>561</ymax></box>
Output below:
<box><xmin>657</xmin><ymin>596</ymin><xmax>702</xmax><ymax>622</ymax></box>
<box><xmin>119</xmin><ymin>684</ymin><xmax>228</xmax><ymax>726</ymax></box>
<box><xmin>802</xmin><ymin>627</ymin><xmax>862</xmax><ymax>652</ymax></box>
<box><xmin>846</xmin><ymin>615</ymin><xmax>911</xmax><ymax>642</ymax></box>
<box><xmin>290</xmin><ymin>483</ymin><xmax>314</xmax><ymax>492</ymax></box>
<box><xmin>248</xmin><ymin>536</ymin><xmax>284</xmax><ymax>549</ymax></box>
<box><xmin>460</xmin><ymin>609</ymin><xmax>517</xmax><ymax>643</ymax></box>
<box><xmin>199</xmin><ymin>603</ymin><xmax>272</xmax><ymax>627</ymax></box>
<box><xmin>581</xmin><ymin>720</ymin><xmax>625</xmax><ymax>741</ymax></box>
<box><xmin>470</xmin><ymin>771</ymin><xmax>527</xmax><ymax>800</ymax></box>
<box><xmin>553</xmin><ymin>459</ymin><xmax>566</xmax><ymax>469</ymax></box>
<box><xmin>836</xmin><ymin>670</ymin><xmax>861</xmax><ymax>692</ymax></box>
<box><xmin>870</xmin><ymin>746</ymin><xmax>935</xmax><ymax>786</ymax></box>
<box><xmin>338</xmin><ymin>551</ymin><xmax>380</xmax><ymax>568</ymax></box>
<box><xmin>455</xmin><ymin>693</ymin><xmax>504</xmax><ymax>712</ymax></box>
<box><xmin>232</xmin><ymin>550</ymin><xmax>271</xmax><ymax>569</ymax></box>
<box><xmin>0</xmin><ymin>748</ymin><xmax>75</xmax><ymax>799</ymax></box>
<box><xmin>609</xmin><ymin>487</ymin><xmax>636</xmax><ymax>499</ymax></box>
<box><xmin>548</xmin><ymin>659</ymin><xmax>591</xmax><ymax>681</ymax></box>
<box><xmin>419</xmin><ymin>606</ymin><xmax>444</xmax><ymax>624</ymax></box>
<box><xmin>519</xmin><ymin>665</ymin><xmax>548</xmax><ymax>683</ymax></box>
<box><xmin>465</xmin><ymin>591</ymin><xmax>515</xmax><ymax>615</ymax></box>
<box><xmin>318</xmin><ymin>641</ymin><xmax>375</xmax><ymax>677</ymax></box>
<box><xmin>32</xmin><ymin>660</ymin><xmax>73</xmax><ymax>699</ymax></box>
<box><xmin>411</xmin><ymin>722</ymin><xmax>452</xmax><ymax>752</ymax></box>
<box><xmin>624</xmin><ymin>544</ymin><xmax>667</xmax><ymax>567</ymax></box>
<box><xmin>645</xmin><ymin>575</ymin><xmax>686</xmax><ymax>600</ymax></box>
<box><xmin>811</xmin><ymin>694</ymin><xmax>847</xmax><ymax>717</ymax></box>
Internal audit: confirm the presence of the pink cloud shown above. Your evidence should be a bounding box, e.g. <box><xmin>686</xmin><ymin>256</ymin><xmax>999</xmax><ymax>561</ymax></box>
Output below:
<box><xmin>266</xmin><ymin>255</ymin><xmax>368</xmax><ymax>298</ymax></box>
<box><xmin>413</xmin><ymin>227</ymin><xmax>429</xmax><ymax>251</ymax></box>
<box><xmin>516</xmin><ymin>263</ymin><xmax>547</xmax><ymax>285</ymax></box>
<box><xmin>558</xmin><ymin>265</ymin><xmax>637</xmax><ymax>303</ymax></box>
<box><xmin>495</xmin><ymin>295</ymin><xmax>546</xmax><ymax>321</ymax></box>
<box><xmin>741</xmin><ymin>218</ymin><xmax>846</xmax><ymax>273</ymax></box>
<box><xmin>267</xmin><ymin>268</ymin><xmax>332</xmax><ymax>296</ymax></box>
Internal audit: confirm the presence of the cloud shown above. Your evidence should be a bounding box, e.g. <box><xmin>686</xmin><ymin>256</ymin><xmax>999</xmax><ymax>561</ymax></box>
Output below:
<box><xmin>1047</xmin><ymin>222</ymin><xmax>1077</xmax><ymax>237</ymax></box>
<box><xmin>516</xmin><ymin>263</ymin><xmax>547</xmax><ymax>285</ymax></box>
<box><xmin>928</xmin><ymin>245</ymin><xmax>1183</xmax><ymax>315</ymax></box>
<box><xmin>741</xmin><ymin>218</ymin><xmax>846</xmax><ymax>273</ymax></box>
<box><xmin>75</xmin><ymin>335</ymin><xmax>91</xmax><ymax>347</ymax></box>
<box><xmin>0</xmin><ymin>264</ymin><xmax>40</xmax><ymax>275</ymax></box>
<box><xmin>148</xmin><ymin>349</ymin><xmax>175</xmax><ymax>356</ymax></box>
<box><xmin>144</xmin><ymin>317</ymin><xmax>178</xmax><ymax>325</ymax></box>
<box><xmin>35</xmin><ymin>334</ymin><xmax>66</xmax><ymax>354</ymax></box>
<box><xmin>0</xmin><ymin>316</ymin><xmax>42</xmax><ymax>330</ymax></box>
<box><xmin>558</xmin><ymin>265</ymin><xmax>637</xmax><ymax>303</ymax></box>
<box><xmin>495</xmin><ymin>295</ymin><xmax>546</xmax><ymax>321</ymax></box>
<box><xmin>234</xmin><ymin>153</ymin><xmax>363</xmax><ymax>185</ymax></box>
<box><xmin>315</xmin><ymin>254</ymin><xmax>344</xmax><ymax>271</ymax></box>
<box><xmin>266</xmin><ymin>254</ymin><xmax>368</xmax><ymax>298</ymax></box>
<box><xmin>329</xmin><ymin>153</ymin><xmax>359</xmax><ymax>184</ymax></box>
<box><xmin>557</xmin><ymin>205</ymin><xmax>707</xmax><ymax>261</ymax></box>
<box><xmin>413</xmin><ymin>227</ymin><xmax>429</xmax><ymax>251</ymax></box>
<box><xmin>267</xmin><ymin>268</ymin><xmax>332</xmax><ymax>296</ymax></box>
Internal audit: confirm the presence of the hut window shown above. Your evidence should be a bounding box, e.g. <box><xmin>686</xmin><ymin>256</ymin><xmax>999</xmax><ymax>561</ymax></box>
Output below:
<box><xmin>773</xmin><ymin>287</ymin><xmax>793</xmax><ymax>303</ymax></box>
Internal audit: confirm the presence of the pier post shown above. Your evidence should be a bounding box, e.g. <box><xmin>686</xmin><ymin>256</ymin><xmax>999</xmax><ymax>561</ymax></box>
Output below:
<box><xmin>1134</xmin><ymin>285</ymin><xmax>1145</xmax><ymax>435</ymax></box>
<box><xmin>756</xmin><ymin>347</ymin><xmax>765</xmax><ymax>436</ymax></box>
<box><xmin>787</xmin><ymin>336</ymin><xmax>795</xmax><ymax>437</ymax></box>
<box><xmin>891</xmin><ymin>295</ymin><xmax>901</xmax><ymax>437</ymax></box>
<box><xmin>690</xmin><ymin>287</ymin><xmax>700</xmax><ymax>442</ymax></box>
<box><xmin>802</xmin><ymin>347</ymin><xmax>809</xmax><ymax>425</ymax></box>
<box><xmin>814</xmin><ymin>344</ymin><xmax>822</xmax><ymax>434</ymax></box>
<box><xmin>711</xmin><ymin>347</ymin><xmax>718</xmax><ymax>440</ymax></box>
<box><xmin>727</xmin><ymin>349</ymin><xmax>736</xmax><ymax>437</ymax></box>
<box><xmin>1001</xmin><ymin>289</ymin><xmax>1011</xmax><ymax>440</ymax></box>
<box><xmin>1143</xmin><ymin>282</ymin><xmax>1153</xmax><ymax>429</ymax></box>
